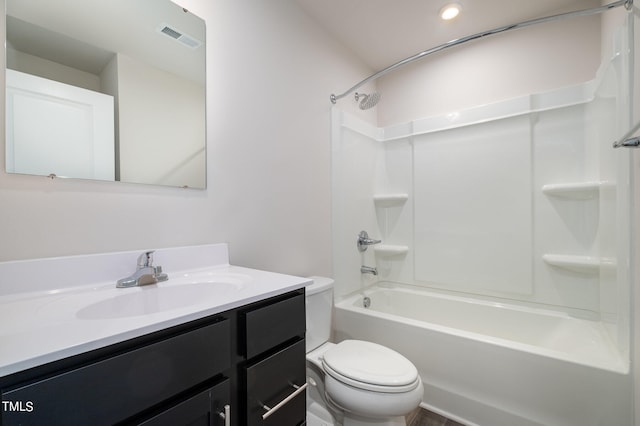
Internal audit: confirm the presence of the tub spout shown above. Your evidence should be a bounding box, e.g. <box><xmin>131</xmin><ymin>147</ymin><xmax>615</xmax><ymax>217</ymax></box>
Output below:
<box><xmin>361</xmin><ymin>265</ymin><xmax>378</xmax><ymax>275</ymax></box>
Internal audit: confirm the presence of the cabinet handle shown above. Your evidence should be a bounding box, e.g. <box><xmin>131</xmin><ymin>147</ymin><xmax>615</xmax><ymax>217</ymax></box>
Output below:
<box><xmin>261</xmin><ymin>382</ymin><xmax>308</xmax><ymax>420</ymax></box>
<box><xmin>217</xmin><ymin>404</ymin><xmax>230</xmax><ymax>426</ymax></box>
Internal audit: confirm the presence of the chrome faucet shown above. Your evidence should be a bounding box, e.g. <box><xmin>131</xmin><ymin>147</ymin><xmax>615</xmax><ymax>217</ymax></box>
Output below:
<box><xmin>361</xmin><ymin>266</ymin><xmax>378</xmax><ymax>276</ymax></box>
<box><xmin>116</xmin><ymin>250</ymin><xmax>169</xmax><ymax>288</ymax></box>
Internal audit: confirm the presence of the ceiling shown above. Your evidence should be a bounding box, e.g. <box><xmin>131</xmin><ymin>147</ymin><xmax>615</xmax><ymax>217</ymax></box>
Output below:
<box><xmin>292</xmin><ymin>0</ymin><xmax>601</xmax><ymax>71</ymax></box>
<box><xmin>6</xmin><ymin>0</ymin><xmax>205</xmax><ymax>84</ymax></box>
<box><xmin>5</xmin><ymin>1</ymin><xmax>603</xmax><ymax>87</ymax></box>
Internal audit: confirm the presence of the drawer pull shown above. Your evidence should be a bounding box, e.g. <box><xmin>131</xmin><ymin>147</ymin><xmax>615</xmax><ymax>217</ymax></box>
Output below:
<box><xmin>217</xmin><ymin>404</ymin><xmax>230</xmax><ymax>426</ymax></box>
<box><xmin>260</xmin><ymin>382</ymin><xmax>308</xmax><ymax>420</ymax></box>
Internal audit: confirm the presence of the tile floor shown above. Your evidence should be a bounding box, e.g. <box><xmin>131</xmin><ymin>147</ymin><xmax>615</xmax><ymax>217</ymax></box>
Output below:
<box><xmin>407</xmin><ymin>407</ymin><xmax>465</xmax><ymax>426</ymax></box>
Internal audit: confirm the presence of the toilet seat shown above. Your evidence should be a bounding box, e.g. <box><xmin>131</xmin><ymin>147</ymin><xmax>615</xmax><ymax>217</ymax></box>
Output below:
<box><xmin>322</xmin><ymin>340</ymin><xmax>420</xmax><ymax>393</ymax></box>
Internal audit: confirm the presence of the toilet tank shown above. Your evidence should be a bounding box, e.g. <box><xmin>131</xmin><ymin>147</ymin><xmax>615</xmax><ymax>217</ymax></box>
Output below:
<box><xmin>305</xmin><ymin>276</ymin><xmax>334</xmax><ymax>352</ymax></box>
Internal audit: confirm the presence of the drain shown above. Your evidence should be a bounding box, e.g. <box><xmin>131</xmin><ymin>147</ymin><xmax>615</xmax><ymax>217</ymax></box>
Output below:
<box><xmin>363</xmin><ymin>296</ymin><xmax>371</xmax><ymax>308</ymax></box>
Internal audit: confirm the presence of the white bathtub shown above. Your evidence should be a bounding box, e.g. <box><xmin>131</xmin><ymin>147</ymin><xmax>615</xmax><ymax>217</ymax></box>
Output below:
<box><xmin>333</xmin><ymin>282</ymin><xmax>631</xmax><ymax>426</ymax></box>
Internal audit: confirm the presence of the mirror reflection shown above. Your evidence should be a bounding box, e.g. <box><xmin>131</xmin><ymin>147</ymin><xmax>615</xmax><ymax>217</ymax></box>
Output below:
<box><xmin>5</xmin><ymin>0</ymin><xmax>206</xmax><ymax>188</ymax></box>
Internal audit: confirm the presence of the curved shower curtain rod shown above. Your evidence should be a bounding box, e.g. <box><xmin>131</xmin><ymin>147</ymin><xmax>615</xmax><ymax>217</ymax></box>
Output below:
<box><xmin>329</xmin><ymin>0</ymin><xmax>634</xmax><ymax>105</ymax></box>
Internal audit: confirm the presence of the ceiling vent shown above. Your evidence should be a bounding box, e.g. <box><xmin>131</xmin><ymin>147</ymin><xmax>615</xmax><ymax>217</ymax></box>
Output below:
<box><xmin>158</xmin><ymin>23</ymin><xmax>202</xmax><ymax>49</ymax></box>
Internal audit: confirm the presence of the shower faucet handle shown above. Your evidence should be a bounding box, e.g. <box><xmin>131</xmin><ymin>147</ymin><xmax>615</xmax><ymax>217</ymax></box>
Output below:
<box><xmin>357</xmin><ymin>230</ymin><xmax>382</xmax><ymax>252</ymax></box>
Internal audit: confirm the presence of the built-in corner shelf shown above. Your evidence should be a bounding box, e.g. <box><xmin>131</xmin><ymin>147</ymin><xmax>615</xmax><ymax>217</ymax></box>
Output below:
<box><xmin>373</xmin><ymin>193</ymin><xmax>409</xmax><ymax>207</ymax></box>
<box><xmin>541</xmin><ymin>181</ymin><xmax>610</xmax><ymax>200</ymax></box>
<box><xmin>374</xmin><ymin>244</ymin><xmax>409</xmax><ymax>258</ymax></box>
<box><xmin>542</xmin><ymin>254</ymin><xmax>616</xmax><ymax>274</ymax></box>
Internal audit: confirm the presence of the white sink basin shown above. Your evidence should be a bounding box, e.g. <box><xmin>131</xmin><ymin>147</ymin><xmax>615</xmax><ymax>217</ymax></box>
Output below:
<box><xmin>76</xmin><ymin>282</ymin><xmax>232</xmax><ymax>319</ymax></box>
<box><xmin>33</xmin><ymin>271</ymin><xmax>255</xmax><ymax>321</ymax></box>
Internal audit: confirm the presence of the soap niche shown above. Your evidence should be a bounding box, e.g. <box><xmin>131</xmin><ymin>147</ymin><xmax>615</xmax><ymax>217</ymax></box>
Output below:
<box><xmin>374</xmin><ymin>193</ymin><xmax>410</xmax><ymax>261</ymax></box>
<box><xmin>541</xmin><ymin>181</ymin><xmax>613</xmax><ymax>275</ymax></box>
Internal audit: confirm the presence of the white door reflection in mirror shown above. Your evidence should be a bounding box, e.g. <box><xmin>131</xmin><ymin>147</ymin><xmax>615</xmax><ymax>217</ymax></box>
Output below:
<box><xmin>6</xmin><ymin>69</ymin><xmax>115</xmax><ymax>180</ymax></box>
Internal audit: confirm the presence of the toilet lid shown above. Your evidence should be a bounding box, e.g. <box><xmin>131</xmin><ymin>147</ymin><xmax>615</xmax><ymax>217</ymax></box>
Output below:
<box><xmin>322</xmin><ymin>340</ymin><xmax>419</xmax><ymax>390</ymax></box>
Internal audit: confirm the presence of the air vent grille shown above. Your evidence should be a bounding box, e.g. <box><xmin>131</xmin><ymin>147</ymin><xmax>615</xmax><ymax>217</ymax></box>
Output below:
<box><xmin>157</xmin><ymin>23</ymin><xmax>202</xmax><ymax>49</ymax></box>
<box><xmin>161</xmin><ymin>26</ymin><xmax>182</xmax><ymax>40</ymax></box>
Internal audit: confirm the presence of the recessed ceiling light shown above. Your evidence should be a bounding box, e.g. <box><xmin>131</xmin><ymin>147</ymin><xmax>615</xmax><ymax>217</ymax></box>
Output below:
<box><xmin>440</xmin><ymin>3</ymin><xmax>461</xmax><ymax>20</ymax></box>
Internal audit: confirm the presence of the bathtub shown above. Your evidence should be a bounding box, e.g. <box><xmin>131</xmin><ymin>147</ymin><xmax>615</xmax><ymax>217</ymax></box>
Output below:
<box><xmin>333</xmin><ymin>282</ymin><xmax>631</xmax><ymax>426</ymax></box>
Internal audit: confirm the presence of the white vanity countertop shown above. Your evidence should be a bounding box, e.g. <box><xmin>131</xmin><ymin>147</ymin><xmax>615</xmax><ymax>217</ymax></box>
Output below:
<box><xmin>0</xmin><ymin>244</ymin><xmax>311</xmax><ymax>377</ymax></box>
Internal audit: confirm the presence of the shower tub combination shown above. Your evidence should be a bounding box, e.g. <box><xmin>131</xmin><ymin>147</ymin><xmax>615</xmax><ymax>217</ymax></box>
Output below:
<box><xmin>329</xmin><ymin>1</ymin><xmax>636</xmax><ymax>425</ymax></box>
<box><xmin>331</xmin><ymin>93</ymin><xmax>633</xmax><ymax>425</ymax></box>
<box><xmin>333</xmin><ymin>282</ymin><xmax>630</xmax><ymax>426</ymax></box>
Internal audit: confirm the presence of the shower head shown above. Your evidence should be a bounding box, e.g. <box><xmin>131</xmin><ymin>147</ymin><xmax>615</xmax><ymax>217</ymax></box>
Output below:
<box><xmin>355</xmin><ymin>92</ymin><xmax>381</xmax><ymax>110</ymax></box>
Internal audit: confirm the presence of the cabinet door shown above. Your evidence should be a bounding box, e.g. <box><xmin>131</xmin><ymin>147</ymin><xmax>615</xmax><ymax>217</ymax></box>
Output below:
<box><xmin>138</xmin><ymin>379</ymin><xmax>231</xmax><ymax>426</ymax></box>
<box><xmin>245</xmin><ymin>339</ymin><xmax>306</xmax><ymax>426</ymax></box>
<box><xmin>1</xmin><ymin>319</ymin><xmax>230</xmax><ymax>426</ymax></box>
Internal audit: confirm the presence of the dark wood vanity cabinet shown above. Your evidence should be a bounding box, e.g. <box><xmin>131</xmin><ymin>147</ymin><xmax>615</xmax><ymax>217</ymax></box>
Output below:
<box><xmin>0</xmin><ymin>288</ymin><xmax>306</xmax><ymax>426</ymax></box>
<box><xmin>240</xmin><ymin>292</ymin><xmax>306</xmax><ymax>425</ymax></box>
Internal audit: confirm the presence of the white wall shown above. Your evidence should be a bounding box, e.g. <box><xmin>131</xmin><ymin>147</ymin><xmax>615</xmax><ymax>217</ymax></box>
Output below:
<box><xmin>630</xmin><ymin>4</ymin><xmax>640</xmax><ymax>425</ymax></box>
<box><xmin>116</xmin><ymin>53</ymin><xmax>206</xmax><ymax>188</ymax></box>
<box><xmin>6</xmin><ymin>47</ymin><xmax>102</xmax><ymax>92</ymax></box>
<box><xmin>600</xmin><ymin>4</ymin><xmax>640</xmax><ymax>424</ymax></box>
<box><xmin>377</xmin><ymin>13</ymin><xmax>601</xmax><ymax>126</ymax></box>
<box><xmin>0</xmin><ymin>0</ymin><xmax>373</xmax><ymax>280</ymax></box>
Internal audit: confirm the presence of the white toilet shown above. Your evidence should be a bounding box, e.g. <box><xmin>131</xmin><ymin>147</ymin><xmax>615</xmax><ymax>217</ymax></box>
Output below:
<box><xmin>305</xmin><ymin>277</ymin><xmax>423</xmax><ymax>426</ymax></box>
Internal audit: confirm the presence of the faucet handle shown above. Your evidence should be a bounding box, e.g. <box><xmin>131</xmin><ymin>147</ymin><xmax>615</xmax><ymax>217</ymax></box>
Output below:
<box><xmin>137</xmin><ymin>250</ymin><xmax>155</xmax><ymax>268</ymax></box>
<box><xmin>357</xmin><ymin>231</ymin><xmax>382</xmax><ymax>252</ymax></box>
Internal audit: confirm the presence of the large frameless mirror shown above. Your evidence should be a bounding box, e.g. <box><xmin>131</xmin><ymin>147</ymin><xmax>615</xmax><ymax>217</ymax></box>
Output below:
<box><xmin>5</xmin><ymin>0</ymin><xmax>206</xmax><ymax>188</ymax></box>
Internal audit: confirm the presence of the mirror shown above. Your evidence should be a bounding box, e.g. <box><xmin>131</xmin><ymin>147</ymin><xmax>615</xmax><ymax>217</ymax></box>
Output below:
<box><xmin>5</xmin><ymin>0</ymin><xmax>206</xmax><ymax>188</ymax></box>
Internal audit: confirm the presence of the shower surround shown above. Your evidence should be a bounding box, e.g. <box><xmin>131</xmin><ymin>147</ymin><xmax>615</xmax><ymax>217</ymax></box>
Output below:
<box><xmin>330</xmin><ymin>16</ymin><xmax>633</xmax><ymax>424</ymax></box>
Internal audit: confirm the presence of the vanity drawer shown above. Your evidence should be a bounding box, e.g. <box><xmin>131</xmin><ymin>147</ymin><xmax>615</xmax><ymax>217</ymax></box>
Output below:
<box><xmin>245</xmin><ymin>339</ymin><xmax>306</xmax><ymax>425</ymax></box>
<box><xmin>242</xmin><ymin>291</ymin><xmax>305</xmax><ymax>359</ymax></box>
<box><xmin>1</xmin><ymin>318</ymin><xmax>230</xmax><ymax>426</ymax></box>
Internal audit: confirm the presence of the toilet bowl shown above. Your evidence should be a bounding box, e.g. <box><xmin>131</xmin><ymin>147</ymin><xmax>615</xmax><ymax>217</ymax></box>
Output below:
<box><xmin>306</xmin><ymin>277</ymin><xmax>423</xmax><ymax>426</ymax></box>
